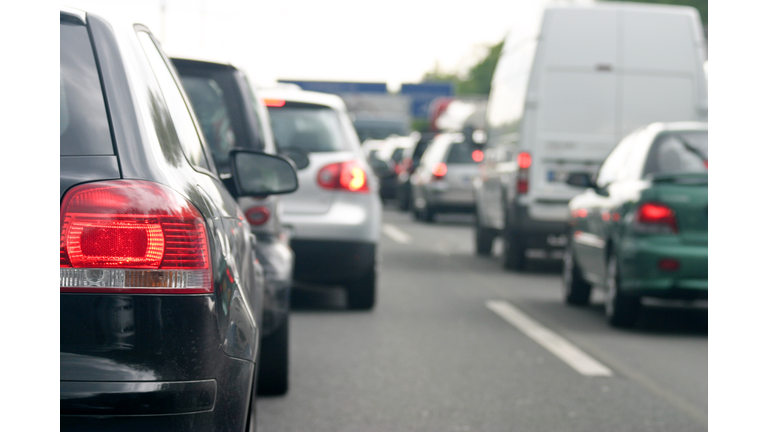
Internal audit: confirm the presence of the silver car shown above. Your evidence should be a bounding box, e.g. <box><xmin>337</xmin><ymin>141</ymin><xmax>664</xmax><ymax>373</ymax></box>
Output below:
<box><xmin>411</xmin><ymin>133</ymin><xmax>482</xmax><ymax>222</ymax></box>
<box><xmin>260</xmin><ymin>88</ymin><xmax>382</xmax><ymax>310</ymax></box>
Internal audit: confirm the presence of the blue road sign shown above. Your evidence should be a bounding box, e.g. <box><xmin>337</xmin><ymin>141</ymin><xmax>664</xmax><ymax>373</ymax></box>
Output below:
<box><xmin>400</xmin><ymin>82</ymin><xmax>454</xmax><ymax>119</ymax></box>
<box><xmin>278</xmin><ymin>80</ymin><xmax>388</xmax><ymax>94</ymax></box>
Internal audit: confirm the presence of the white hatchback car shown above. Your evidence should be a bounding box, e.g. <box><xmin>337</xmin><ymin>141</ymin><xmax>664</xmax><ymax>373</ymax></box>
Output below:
<box><xmin>259</xmin><ymin>88</ymin><xmax>382</xmax><ymax>309</ymax></box>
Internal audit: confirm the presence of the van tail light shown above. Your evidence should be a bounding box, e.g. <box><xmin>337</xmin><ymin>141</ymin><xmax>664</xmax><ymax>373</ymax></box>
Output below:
<box><xmin>431</xmin><ymin>162</ymin><xmax>447</xmax><ymax>181</ymax></box>
<box><xmin>60</xmin><ymin>180</ymin><xmax>212</xmax><ymax>294</ymax></box>
<box><xmin>516</xmin><ymin>152</ymin><xmax>531</xmax><ymax>194</ymax></box>
<box><xmin>245</xmin><ymin>206</ymin><xmax>271</xmax><ymax>226</ymax></box>
<box><xmin>317</xmin><ymin>161</ymin><xmax>369</xmax><ymax>193</ymax></box>
<box><xmin>634</xmin><ymin>202</ymin><xmax>678</xmax><ymax>234</ymax></box>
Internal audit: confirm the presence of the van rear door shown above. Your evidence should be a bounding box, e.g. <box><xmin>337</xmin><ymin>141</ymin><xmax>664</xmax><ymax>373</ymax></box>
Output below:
<box><xmin>528</xmin><ymin>8</ymin><xmax>620</xmax><ymax>219</ymax></box>
<box><xmin>618</xmin><ymin>7</ymin><xmax>707</xmax><ymax>137</ymax></box>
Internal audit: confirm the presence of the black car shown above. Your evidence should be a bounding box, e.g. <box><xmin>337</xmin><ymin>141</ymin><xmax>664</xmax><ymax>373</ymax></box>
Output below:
<box><xmin>60</xmin><ymin>7</ymin><xmax>297</xmax><ymax>431</ymax></box>
<box><xmin>172</xmin><ymin>58</ymin><xmax>295</xmax><ymax>395</ymax></box>
<box><xmin>395</xmin><ymin>132</ymin><xmax>436</xmax><ymax>210</ymax></box>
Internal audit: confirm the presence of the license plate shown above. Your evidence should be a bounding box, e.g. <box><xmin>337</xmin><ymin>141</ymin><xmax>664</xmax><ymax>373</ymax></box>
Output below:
<box><xmin>547</xmin><ymin>234</ymin><xmax>568</xmax><ymax>247</ymax></box>
<box><xmin>547</xmin><ymin>170</ymin><xmax>570</xmax><ymax>182</ymax></box>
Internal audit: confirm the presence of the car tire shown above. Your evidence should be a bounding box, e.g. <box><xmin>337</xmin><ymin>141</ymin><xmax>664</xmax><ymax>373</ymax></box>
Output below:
<box><xmin>501</xmin><ymin>228</ymin><xmax>525</xmax><ymax>271</ymax></box>
<box><xmin>347</xmin><ymin>267</ymin><xmax>376</xmax><ymax>310</ymax></box>
<box><xmin>562</xmin><ymin>241</ymin><xmax>591</xmax><ymax>305</ymax></box>
<box><xmin>256</xmin><ymin>318</ymin><xmax>289</xmax><ymax>396</ymax></box>
<box><xmin>605</xmin><ymin>253</ymin><xmax>640</xmax><ymax>327</ymax></box>
<box><xmin>423</xmin><ymin>205</ymin><xmax>436</xmax><ymax>223</ymax></box>
<box><xmin>474</xmin><ymin>214</ymin><xmax>494</xmax><ymax>256</ymax></box>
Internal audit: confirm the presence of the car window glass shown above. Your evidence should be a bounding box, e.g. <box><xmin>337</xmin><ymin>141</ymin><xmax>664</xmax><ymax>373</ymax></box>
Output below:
<box><xmin>60</xmin><ymin>22</ymin><xmax>113</xmax><ymax>156</ymax></box>
<box><xmin>180</xmin><ymin>75</ymin><xmax>237</xmax><ymax>170</ymax></box>
<box><xmin>596</xmin><ymin>131</ymin><xmax>637</xmax><ymax>187</ymax></box>
<box><xmin>644</xmin><ymin>131</ymin><xmax>708</xmax><ymax>175</ymax></box>
<box><xmin>137</xmin><ymin>32</ymin><xmax>209</xmax><ymax>170</ymax></box>
<box><xmin>242</xmin><ymin>75</ymin><xmax>271</xmax><ymax>151</ymax></box>
<box><xmin>446</xmin><ymin>143</ymin><xmax>480</xmax><ymax>164</ymax></box>
<box><xmin>268</xmin><ymin>103</ymin><xmax>350</xmax><ymax>152</ymax></box>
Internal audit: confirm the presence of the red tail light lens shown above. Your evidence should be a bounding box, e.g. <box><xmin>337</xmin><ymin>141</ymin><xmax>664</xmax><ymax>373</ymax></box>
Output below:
<box><xmin>263</xmin><ymin>98</ymin><xmax>286</xmax><ymax>107</ymax></box>
<box><xmin>432</xmin><ymin>162</ymin><xmax>448</xmax><ymax>180</ymax></box>
<box><xmin>517</xmin><ymin>152</ymin><xmax>532</xmax><ymax>169</ymax></box>
<box><xmin>516</xmin><ymin>152</ymin><xmax>531</xmax><ymax>194</ymax></box>
<box><xmin>317</xmin><ymin>161</ymin><xmax>369</xmax><ymax>193</ymax></box>
<box><xmin>472</xmin><ymin>150</ymin><xmax>484</xmax><ymax>162</ymax></box>
<box><xmin>635</xmin><ymin>202</ymin><xmax>678</xmax><ymax>234</ymax></box>
<box><xmin>245</xmin><ymin>206</ymin><xmax>271</xmax><ymax>226</ymax></box>
<box><xmin>658</xmin><ymin>258</ymin><xmax>681</xmax><ymax>271</ymax></box>
<box><xmin>60</xmin><ymin>180</ymin><xmax>212</xmax><ymax>293</ymax></box>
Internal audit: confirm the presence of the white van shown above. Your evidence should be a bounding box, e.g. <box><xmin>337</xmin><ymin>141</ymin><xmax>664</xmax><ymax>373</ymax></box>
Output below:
<box><xmin>474</xmin><ymin>2</ymin><xmax>707</xmax><ymax>270</ymax></box>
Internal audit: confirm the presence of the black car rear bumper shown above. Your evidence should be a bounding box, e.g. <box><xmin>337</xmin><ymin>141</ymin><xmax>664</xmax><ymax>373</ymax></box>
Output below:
<box><xmin>61</xmin><ymin>379</ymin><xmax>217</xmax><ymax>415</ymax></box>
<box><xmin>291</xmin><ymin>239</ymin><xmax>376</xmax><ymax>285</ymax></box>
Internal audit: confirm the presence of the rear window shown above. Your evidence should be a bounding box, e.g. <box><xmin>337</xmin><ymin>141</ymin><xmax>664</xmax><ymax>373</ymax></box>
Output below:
<box><xmin>268</xmin><ymin>103</ymin><xmax>350</xmax><ymax>152</ymax></box>
<box><xmin>354</xmin><ymin>121</ymin><xmax>409</xmax><ymax>141</ymax></box>
<box><xmin>446</xmin><ymin>143</ymin><xmax>480</xmax><ymax>164</ymax></box>
<box><xmin>60</xmin><ymin>22</ymin><xmax>113</xmax><ymax>155</ymax></box>
<box><xmin>644</xmin><ymin>131</ymin><xmax>708</xmax><ymax>175</ymax></box>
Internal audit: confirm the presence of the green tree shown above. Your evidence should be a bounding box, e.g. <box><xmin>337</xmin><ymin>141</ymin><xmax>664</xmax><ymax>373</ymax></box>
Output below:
<box><xmin>420</xmin><ymin>39</ymin><xmax>504</xmax><ymax>97</ymax></box>
<box><xmin>600</xmin><ymin>0</ymin><xmax>707</xmax><ymax>26</ymax></box>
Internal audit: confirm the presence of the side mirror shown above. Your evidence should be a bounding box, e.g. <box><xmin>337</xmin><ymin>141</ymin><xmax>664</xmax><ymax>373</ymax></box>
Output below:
<box><xmin>279</xmin><ymin>147</ymin><xmax>310</xmax><ymax>170</ymax></box>
<box><xmin>230</xmin><ymin>150</ymin><xmax>299</xmax><ymax>197</ymax></box>
<box><xmin>566</xmin><ymin>173</ymin><xmax>596</xmax><ymax>189</ymax></box>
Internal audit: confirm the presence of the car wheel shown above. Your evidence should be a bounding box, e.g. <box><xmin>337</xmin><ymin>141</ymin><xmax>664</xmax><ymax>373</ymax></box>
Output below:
<box><xmin>347</xmin><ymin>267</ymin><xmax>376</xmax><ymax>310</ymax></box>
<box><xmin>605</xmin><ymin>253</ymin><xmax>640</xmax><ymax>327</ymax></box>
<box><xmin>256</xmin><ymin>318</ymin><xmax>289</xmax><ymax>396</ymax></box>
<box><xmin>474</xmin><ymin>214</ymin><xmax>494</xmax><ymax>256</ymax></box>
<box><xmin>398</xmin><ymin>187</ymin><xmax>411</xmax><ymax>211</ymax></box>
<box><xmin>423</xmin><ymin>204</ymin><xmax>436</xmax><ymax>223</ymax></box>
<box><xmin>562</xmin><ymin>241</ymin><xmax>591</xmax><ymax>305</ymax></box>
<box><xmin>501</xmin><ymin>228</ymin><xmax>525</xmax><ymax>270</ymax></box>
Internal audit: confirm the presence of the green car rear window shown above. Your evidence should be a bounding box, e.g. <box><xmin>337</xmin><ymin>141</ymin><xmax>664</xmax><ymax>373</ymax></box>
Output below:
<box><xmin>644</xmin><ymin>131</ymin><xmax>708</xmax><ymax>176</ymax></box>
<box><xmin>60</xmin><ymin>22</ymin><xmax>113</xmax><ymax>156</ymax></box>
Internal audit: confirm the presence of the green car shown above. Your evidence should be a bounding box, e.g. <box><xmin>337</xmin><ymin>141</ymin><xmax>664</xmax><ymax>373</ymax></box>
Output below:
<box><xmin>563</xmin><ymin>122</ymin><xmax>707</xmax><ymax>327</ymax></box>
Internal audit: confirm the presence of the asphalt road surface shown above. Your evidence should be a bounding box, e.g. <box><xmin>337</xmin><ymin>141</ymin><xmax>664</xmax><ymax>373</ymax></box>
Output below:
<box><xmin>257</xmin><ymin>206</ymin><xmax>707</xmax><ymax>432</ymax></box>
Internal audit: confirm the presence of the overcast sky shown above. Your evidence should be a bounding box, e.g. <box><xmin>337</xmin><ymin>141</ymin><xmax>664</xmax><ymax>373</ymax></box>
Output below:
<box><xmin>68</xmin><ymin>0</ymin><xmax>593</xmax><ymax>90</ymax></box>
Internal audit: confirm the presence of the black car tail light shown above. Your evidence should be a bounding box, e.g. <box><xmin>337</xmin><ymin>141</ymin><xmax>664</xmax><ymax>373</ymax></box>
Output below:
<box><xmin>60</xmin><ymin>180</ymin><xmax>213</xmax><ymax>294</ymax></box>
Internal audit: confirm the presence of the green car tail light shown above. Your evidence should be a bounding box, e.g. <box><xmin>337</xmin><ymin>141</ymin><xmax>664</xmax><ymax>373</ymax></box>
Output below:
<box><xmin>634</xmin><ymin>202</ymin><xmax>678</xmax><ymax>234</ymax></box>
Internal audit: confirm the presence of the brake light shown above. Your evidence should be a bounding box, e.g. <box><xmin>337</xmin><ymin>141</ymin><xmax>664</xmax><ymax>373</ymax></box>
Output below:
<box><xmin>472</xmin><ymin>150</ymin><xmax>484</xmax><ymax>162</ymax></box>
<box><xmin>245</xmin><ymin>206</ymin><xmax>271</xmax><ymax>226</ymax></box>
<box><xmin>658</xmin><ymin>258</ymin><xmax>680</xmax><ymax>271</ymax></box>
<box><xmin>517</xmin><ymin>152</ymin><xmax>532</xmax><ymax>169</ymax></box>
<box><xmin>60</xmin><ymin>180</ymin><xmax>212</xmax><ymax>293</ymax></box>
<box><xmin>516</xmin><ymin>152</ymin><xmax>531</xmax><ymax>194</ymax></box>
<box><xmin>635</xmin><ymin>202</ymin><xmax>678</xmax><ymax>234</ymax></box>
<box><xmin>263</xmin><ymin>98</ymin><xmax>286</xmax><ymax>107</ymax></box>
<box><xmin>317</xmin><ymin>161</ymin><xmax>369</xmax><ymax>192</ymax></box>
<box><xmin>432</xmin><ymin>162</ymin><xmax>447</xmax><ymax>180</ymax></box>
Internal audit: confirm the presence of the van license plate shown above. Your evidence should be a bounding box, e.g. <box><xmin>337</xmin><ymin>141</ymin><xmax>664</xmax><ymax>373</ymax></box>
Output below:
<box><xmin>547</xmin><ymin>170</ymin><xmax>570</xmax><ymax>182</ymax></box>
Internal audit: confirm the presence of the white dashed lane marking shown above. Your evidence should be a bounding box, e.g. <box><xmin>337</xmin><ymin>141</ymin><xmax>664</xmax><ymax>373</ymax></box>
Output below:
<box><xmin>486</xmin><ymin>300</ymin><xmax>613</xmax><ymax>377</ymax></box>
<box><xmin>382</xmin><ymin>223</ymin><xmax>412</xmax><ymax>244</ymax></box>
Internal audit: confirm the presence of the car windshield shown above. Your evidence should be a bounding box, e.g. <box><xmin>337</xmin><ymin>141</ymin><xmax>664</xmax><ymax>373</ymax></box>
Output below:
<box><xmin>268</xmin><ymin>103</ymin><xmax>350</xmax><ymax>152</ymax></box>
<box><xmin>354</xmin><ymin>121</ymin><xmax>409</xmax><ymax>141</ymax></box>
<box><xmin>644</xmin><ymin>131</ymin><xmax>708</xmax><ymax>175</ymax></box>
<box><xmin>60</xmin><ymin>22</ymin><xmax>112</xmax><ymax>156</ymax></box>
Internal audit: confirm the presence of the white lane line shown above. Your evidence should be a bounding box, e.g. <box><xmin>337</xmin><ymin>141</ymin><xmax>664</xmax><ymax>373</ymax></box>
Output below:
<box><xmin>486</xmin><ymin>300</ymin><xmax>613</xmax><ymax>377</ymax></box>
<box><xmin>382</xmin><ymin>223</ymin><xmax>412</xmax><ymax>244</ymax></box>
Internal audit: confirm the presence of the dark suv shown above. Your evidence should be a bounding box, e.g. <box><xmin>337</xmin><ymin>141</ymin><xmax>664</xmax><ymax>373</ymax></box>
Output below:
<box><xmin>173</xmin><ymin>58</ymin><xmax>294</xmax><ymax>395</ymax></box>
<box><xmin>60</xmin><ymin>7</ymin><xmax>296</xmax><ymax>431</ymax></box>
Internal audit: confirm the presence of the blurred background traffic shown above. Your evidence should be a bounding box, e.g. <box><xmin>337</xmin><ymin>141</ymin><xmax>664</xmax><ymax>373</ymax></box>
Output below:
<box><xmin>61</xmin><ymin>0</ymin><xmax>709</xmax><ymax>430</ymax></box>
